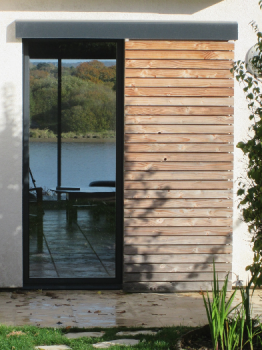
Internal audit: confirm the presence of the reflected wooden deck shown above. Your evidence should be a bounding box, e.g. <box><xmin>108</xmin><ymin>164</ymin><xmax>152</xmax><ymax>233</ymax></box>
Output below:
<box><xmin>54</xmin><ymin>187</ymin><xmax>116</xmax><ymax>224</ymax></box>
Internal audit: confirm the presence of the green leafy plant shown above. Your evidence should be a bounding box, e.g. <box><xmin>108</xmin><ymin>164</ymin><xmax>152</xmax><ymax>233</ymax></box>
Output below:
<box><xmin>203</xmin><ymin>262</ymin><xmax>262</xmax><ymax>350</ymax></box>
<box><xmin>30</xmin><ymin>61</ymin><xmax>116</xmax><ymax>135</ymax></box>
<box><xmin>240</xmin><ymin>276</ymin><xmax>262</xmax><ymax>350</ymax></box>
<box><xmin>223</xmin><ymin>306</ymin><xmax>245</xmax><ymax>350</ymax></box>
<box><xmin>203</xmin><ymin>262</ymin><xmax>238</xmax><ymax>350</ymax></box>
<box><xmin>231</xmin><ymin>0</ymin><xmax>262</xmax><ymax>288</ymax></box>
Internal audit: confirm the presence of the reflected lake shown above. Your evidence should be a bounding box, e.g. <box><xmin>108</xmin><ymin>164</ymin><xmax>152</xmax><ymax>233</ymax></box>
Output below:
<box><xmin>29</xmin><ymin>141</ymin><xmax>116</xmax><ymax>190</ymax></box>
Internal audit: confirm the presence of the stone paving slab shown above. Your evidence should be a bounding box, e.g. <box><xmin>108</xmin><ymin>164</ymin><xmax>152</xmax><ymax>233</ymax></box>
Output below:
<box><xmin>116</xmin><ymin>330</ymin><xmax>158</xmax><ymax>336</ymax></box>
<box><xmin>0</xmin><ymin>290</ymin><xmax>260</xmax><ymax>328</ymax></box>
<box><xmin>64</xmin><ymin>331</ymin><xmax>105</xmax><ymax>339</ymax></box>
<box><xmin>93</xmin><ymin>339</ymin><xmax>140</xmax><ymax>348</ymax></box>
<box><xmin>35</xmin><ymin>346</ymin><xmax>71</xmax><ymax>350</ymax></box>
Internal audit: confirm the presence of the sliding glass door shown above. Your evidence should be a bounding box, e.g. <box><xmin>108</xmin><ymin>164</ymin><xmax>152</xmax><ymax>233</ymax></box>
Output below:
<box><xmin>23</xmin><ymin>40</ymin><xmax>123</xmax><ymax>288</ymax></box>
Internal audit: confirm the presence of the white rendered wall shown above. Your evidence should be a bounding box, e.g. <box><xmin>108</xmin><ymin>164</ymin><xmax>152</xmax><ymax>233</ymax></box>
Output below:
<box><xmin>0</xmin><ymin>0</ymin><xmax>260</xmax><ymax>288</ymax></box>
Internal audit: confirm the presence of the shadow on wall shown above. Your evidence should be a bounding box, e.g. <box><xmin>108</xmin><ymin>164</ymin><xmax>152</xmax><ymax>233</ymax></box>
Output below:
<box><xmin>6</xmin><ymin>22</ymin><xmax>21</xmax><ymax>44</ymax></box>
<box><xmin>123</xmin><ymin>161</ymin><xmax>233</xmax><ymax>293</ymax></box>
<box><xmin>1</xmin><ymin>0</ymin><xmax>223</xmax><ymax>14</ymax></box>
<box><xmin>0</xmin><ymin>83</ymin><xmax>22</xmax><ymax>287</ymax></box>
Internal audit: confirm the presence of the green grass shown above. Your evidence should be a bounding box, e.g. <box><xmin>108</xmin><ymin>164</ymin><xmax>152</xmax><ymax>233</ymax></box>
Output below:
<box><xmin>0</xmin><ymin>325</ymin><xmax>192</xmax><ymax>350</ymax></box>
<box><xmin>29</xmin><ymin>128</ymin><xmax>116</xmax><ymax>140</ymax></box>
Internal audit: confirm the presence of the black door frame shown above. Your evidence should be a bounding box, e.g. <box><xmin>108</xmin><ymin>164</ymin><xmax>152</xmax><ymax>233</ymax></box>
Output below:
<box><xmin>22</xmin><ymin>39</ymin><xmax>124</xmax><ymax>289</ymax></box>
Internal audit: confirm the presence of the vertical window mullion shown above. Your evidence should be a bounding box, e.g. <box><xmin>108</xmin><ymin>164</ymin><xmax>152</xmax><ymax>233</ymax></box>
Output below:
<box><xmin>57</xmin><ymin>57</ymin><xmax>62</xmax><ymax>190</ymax></box>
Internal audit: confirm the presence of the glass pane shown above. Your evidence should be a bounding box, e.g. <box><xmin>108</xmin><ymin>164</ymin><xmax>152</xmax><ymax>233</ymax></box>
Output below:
<box><xmin>29</xmin><ymin>59</ymin><xmax>58</xmax><ymax>278</ymax></box>
<box><xmin>60</xmin><ymin>58</ymin><xmax>116</xmax><ymax>278</ymax></box>
<box><xmin>29</xmin><ymin>59</ymin><xmax>58</xmax><ymax>190</ymax></box>
<box><xmin>28</xmin><ymin>46</ymin><xmax>117</xmax><ymax>280</ymax></box>
<box><xmin>61</xmin><ymin>59</ymin><xmax>116</xmax><ymax>187</ymax></box>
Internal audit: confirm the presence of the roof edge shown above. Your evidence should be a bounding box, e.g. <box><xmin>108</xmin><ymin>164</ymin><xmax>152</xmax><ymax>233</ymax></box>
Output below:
<box><xmin>16</xmin><ymin>20</ymin><xmax>238</xmax><ymax>40</ymax></box>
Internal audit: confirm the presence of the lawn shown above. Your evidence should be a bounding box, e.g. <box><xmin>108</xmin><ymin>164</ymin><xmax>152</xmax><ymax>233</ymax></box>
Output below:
<box><xmin>0</xmin><ymin>325</ymin><xmax>192</xmax><ymax>350</ymax></box>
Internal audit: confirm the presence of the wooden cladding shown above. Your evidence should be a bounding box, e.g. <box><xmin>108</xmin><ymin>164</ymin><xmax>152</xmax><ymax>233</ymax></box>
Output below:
<box><xmin>123</xmin><ymin>40</ymin><xmax>234</xmax><ymax>292</ymax></box>
<box><xmin>125</xmin><ymin>41</ymin><xmax>234</xmax><ymax>50</ymax></box>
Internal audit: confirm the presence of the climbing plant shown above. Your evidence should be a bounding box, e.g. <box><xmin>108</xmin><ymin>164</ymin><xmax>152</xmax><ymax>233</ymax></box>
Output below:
<box><xmin>231</xmin><ymin>1</ymin><xmax>262</xmax><ymax>286</ymax></box>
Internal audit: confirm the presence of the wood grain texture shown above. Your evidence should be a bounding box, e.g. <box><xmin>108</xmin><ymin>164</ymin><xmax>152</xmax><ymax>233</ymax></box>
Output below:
<box><xmin>123</xmin><ymin>40</ymin><xmax>233</xmax><ymax>292</ymax></box>
<box><xmin>124</xmin><ymin>236</ymin><xmax>232</xmax><ymax>245</ymax></box>
<box><xmin>124</xmin><ymin>208</ymin><xmax>232</xmax><ymax>218</ymax></box>
<box><xmin>124</xmin><ymin>263</ymin><xmax>230</xmax><ymax>273</ymax></box>
<box><xmin>125</xmin><ymin>133</ymin><xmax>234</xmax><ymax>143</ymax></box>
<box><xmin>125</xmin><ymin>69</ymin><xmax>233</xmax><ymax>78</ymax></box>
<box><xmin>124</xmin><ymin>245</ymin><xmax>232</xmax><ymax>254</ymax></box>
<box><xmin>124</xmin><ymin>254</ymin><xmax>232</xmax><ymax>264</ymax></box>
<box><xmin>124</xmin><ymin>217</ymin><xmax>232</xmax><ymax>227</ymax></box>
<box><xmin>125</xmin><ymin>50</ymin><xmax>234</xmax><ymax>60</ymax></box>
<box><xmin>124</xmin><ymin>153</ymin><xmax>233</xmax><ymax>162</ymax></box>
<box><xmin>125</xmin><ymin>106</ymin><xmax>234</xmax><ymax>115</ymax></box>
<box><xmin>124</xmin><ymin>162</ymin><xmax>233</xmax><ymax>171</ymax></box>
<box><xmin>124</xmin><ymin>189</ymin><xmax>233</xmax><ymax>199</ymax></box>
<box><xmin>124</xmin><ymin>171</ymin><xmax>233</xmax><ymax>181</ymax></box>
<box><xmin>124</xmin><ymin>272</ymin><xmax>231</xmax><ymax>282</ymax></box>
<box><xmin>124</xmin><ymin>226</ymin><xmax>232</xmax><ymax>236</ymax></box>
<box><xmin>125</xmin><ymin>59</ymin><xmax>233</xmax><ymax>69</ymax></box>
<box><xmin>125</xmin><ymin>41</ymin><xmax>235</xmax><ymax>51</ymax></box>
<box><xmin>124</xmin><ymin>125</ymin><xmax>234</xmax><ymax>134</ymax></box>
<box><xmin>124</xmin><ymin>198</ymin><xmax>233</xmax><ymax>208</ymax></box>
<box><xmin>125</xmin><ymin>87</ymin><xmax>234</xmax><ymax>97</ymax></box>
<box><xmin>125</xmin><ymin>97</ymin><xmax>234</xmax><ymax>106</ymax></box>
<box><xmin>124</xmin><ymin>181</ymin><xmax>233</xmax><ymax>190</ymax></box>
<box><xmin>125</xmin><ymin>143</ymin><xmax>234</xmax><ymax>152</ymax></box>
<box><xmin>125</xmin><ymin>115</ymin><xmax>234</xmax><ymax>125</ymax></box>
<box><xmin>125</xmin><ymin>78</ymin><xmax>234</xmax><ymax>88</ymax></box>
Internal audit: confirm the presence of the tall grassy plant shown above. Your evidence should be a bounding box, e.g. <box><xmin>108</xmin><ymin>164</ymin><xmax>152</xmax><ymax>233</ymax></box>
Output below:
<box><xmin>241</xmin><ymin>290</ymin><xmax>262</xmax><ymax>350</ymax></box>
<box><xmin>223</xmin><ymin>306</ymin><xmax>245</xmax><ymax>350</ymax></box>
<box><xmin>203</xmin><ymin>263</ymin><xmax>238</xmax><ymax>350</ymax></box>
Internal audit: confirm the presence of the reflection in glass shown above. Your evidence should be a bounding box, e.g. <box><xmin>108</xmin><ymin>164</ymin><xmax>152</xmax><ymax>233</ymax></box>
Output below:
<box><xmin>28</xmin><ymin>50</ymin><xmax>117</xmax><ymax>279</ymax></box>
<box><xmin>61</xmin><ymin>59</ymin><xmax>116</xmax><ymax>187</ymax></box>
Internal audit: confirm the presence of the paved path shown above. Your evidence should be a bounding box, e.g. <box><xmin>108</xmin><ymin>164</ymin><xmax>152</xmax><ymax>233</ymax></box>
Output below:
<box><xmin>0</xmin><ymin>289</ymin><xmax>261</xmax><ymax>328</ymax></box>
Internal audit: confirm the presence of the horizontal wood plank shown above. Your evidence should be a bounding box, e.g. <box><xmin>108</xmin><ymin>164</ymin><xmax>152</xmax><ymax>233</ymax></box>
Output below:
<box><xmin>124</xmin><ymin>217</ymin><xmax>232</xmax><ymax>227</ymax></box>
<box><xmin>124</xmin><ymin>263</ymin><xmax>230</xmax><ymax>273</ymax></box>
<box><xmin>124</xmin><ymin>253</ymin><xmax>232</xmax><ymax>263</ymax></box>
<box><xmin>125</xmin><ymin>78</ymin><xmax>234</xmax><ymax>88</ymax></box>
<box><xmin>124</xmin><ymin>162</ymin><xmax>233</xmax><ymax>171</ymax></box>
<box><xmin>124</xmin><ymin>181</ymin><xmax>233</xmax><ymax>190</ymax></box>
<box><xmin>124</xmin><ymin>237</ymin><xmax>231</xmax><ymax>246</ymax></box>
<box><xmin>125</xmin><ymin>106</ymin><xmax>234</xmax><ymax>115</ymax></box>
<box><xmin>125</xmin><ymin>50</ymin><xmax>234</xmax><ymax>60</ymax></box>
<box><xmin>125</xmin><ymin>115</ymin><xmax>234</xmax><ymax>125</ymax></box>
<box><xmin>125</xmin><ymin>125</ymin><xmax>233</xmax><ymax>134</ymax></box>
<box><xmin>125</xmin><ymin>59</ymin><xmax>233</xmax><ymax>69</ymax></box>
<box><xmin>124</xmin><ymin>245</ymin><xmax>232</xmax><ymax>254</ymax></box>
<box><xmin>125</xmin><ymin>97</ymin><xmax>234</xmax><ymax>106</ymax></box>
<box><xmin>123</xmin><ymin>40</ymin><xmax>233</xmax><ymax>291</ymax></box>
<box><xmin>125</xmin><ymin>87</ymin><xmax>234</xmax><ymax>97</ymax></box>
<box><xmin>124</xmin><ymin>198</ymin><xmax>233</xmax><ymax>209</ymax></box>
<box><xmin>125</xmin><ymin>134</ymin><xmax>234</xmax><ymax>143</ymax></box>
<box><xmin>125</xmin><ymin>143</ymin><xmax>233</xmax><ymax>153</ymax></box>
<box><xmin>125</xmin><ymin>69</ymin><xmax>233</xmax><ymax>79</ymax></box>
<box><xmin>125</xmin><ymin>153</ymin><xmax>233</xmax><ymax>162</ymax></box>
<box><xmin>124</xmin><ymin>208</ymin><xmax>232</xmax><ymax>218</ymax></box>
<box><xmin>124</xmin><ymin>189</ymin><xmax>233</xmax><ymax>199</ymax></box>
<box><xmin>124</xmin><ymin>226</ymin><xmax>232</xmax><ymax>236</ymax></box>
<box><xmin>124</xmin><ymin>171</ymin><xmax>233</xmax><ymax>181</ymax></box>
<box><xmin>124</xmin><ymin>235</ymin><xmax>232</xmax><ymax>245</ymax></box>
<box><xmin>125</xmin><ymin>41</ymin><xmax>234</xmax><ymax>51</ymax></box>
<box><xmin>124</xmin><ymin>272</ymin><xmax>231</xmax><ymax>282</ymax></box>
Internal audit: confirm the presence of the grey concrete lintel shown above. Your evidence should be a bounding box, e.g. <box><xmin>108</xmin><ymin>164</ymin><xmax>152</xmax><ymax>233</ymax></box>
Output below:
<box><xmin>16</xmin><ymin>20</ymin><xmax>238</xmax><ymax>40</ymax></box>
